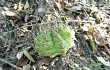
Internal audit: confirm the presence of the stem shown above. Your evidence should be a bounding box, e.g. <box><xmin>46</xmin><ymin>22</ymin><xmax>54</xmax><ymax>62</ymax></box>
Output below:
<box><xmin>0</xmin><ymin>58</ymin><xmax>22</xmax><ymax>70</ymax></box>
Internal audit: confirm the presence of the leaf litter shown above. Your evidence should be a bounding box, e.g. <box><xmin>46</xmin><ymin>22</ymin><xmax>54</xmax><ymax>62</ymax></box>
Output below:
<box><xmin>0</xmin><ymin>0</ymin><xmax>110</xmax><ymax>70</ymax></box>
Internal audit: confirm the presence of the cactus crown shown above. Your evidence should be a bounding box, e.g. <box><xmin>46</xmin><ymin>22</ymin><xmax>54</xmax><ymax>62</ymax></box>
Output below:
<box><xmin>34</xmin><ymin>23</ymin><xmax>72</xmax><ymax>58</ymax></box>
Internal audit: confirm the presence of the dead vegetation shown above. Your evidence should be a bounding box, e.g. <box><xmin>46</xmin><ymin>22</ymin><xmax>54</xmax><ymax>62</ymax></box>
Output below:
<box><xmin>0</xmin><ymin>0</ymin><xmax>110</xmax><ymax>70</ymax></box>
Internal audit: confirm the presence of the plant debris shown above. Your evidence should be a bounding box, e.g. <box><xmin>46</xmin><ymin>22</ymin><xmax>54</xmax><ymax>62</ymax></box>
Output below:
<box><xmin>0</xmin><ymin>0</ymin><xmax>110</xmax><ymax>70</ymax></box>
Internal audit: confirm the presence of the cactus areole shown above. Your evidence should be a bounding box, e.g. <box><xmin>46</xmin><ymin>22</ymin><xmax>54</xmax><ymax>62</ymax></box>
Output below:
<box><xmin>34</xmin><ymin>24</ymin><xmax>73</xmax><ymax>58</ymax></box>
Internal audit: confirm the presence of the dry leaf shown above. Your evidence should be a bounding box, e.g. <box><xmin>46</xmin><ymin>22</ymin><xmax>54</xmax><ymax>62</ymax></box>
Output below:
<box><xmin>97</xmin><ymin>57</ymin><xmax>110</xmax><ymax>66</ymax></box>
<box><xmin>60</xmin><ymin>0</ymin><xmax>65</xmax><ymax>9</ymax></box>
<box><xmin>94</xmin><ymin>30</ymin><xmax>99</xmax><ymax>38</ymax></box>
<box><xmin>100</xmin><ymin>37</ymin><xmax>105</xmax><ymax>46</ymax></box>
<box><xmin>18</xmin><ymin>57</ymin><xmax>29</xmax><ymax>67</ymax></box>
<box><xmin>15</xmin><ymin>19</ymin><xmax>24</xmax><ymax>25</ymax></box>
<box><xmin>17</xmin><ymin>31</ymin><xmax>25</xmax><ymax>37</ymax></box>
<box><xmin>23</xmin><ymin>49</ymin><xmax>35</xmax><ymax>62</ymax></box>
<box><xmin>77</xmin><ymin>48</ymin><xmax>81</xmax><ymax>54</ymax></box>
<box><xmin>2</xmin><ymin>11</ymin><xmax>20</xmax><ymax>19</ymax></box>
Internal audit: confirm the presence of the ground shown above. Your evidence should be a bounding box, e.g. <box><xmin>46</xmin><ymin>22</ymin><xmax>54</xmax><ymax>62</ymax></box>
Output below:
<box><xmin>0</xmin><ymin>0</ymin><xmax>110</xmax><ymax>70</ymax></box>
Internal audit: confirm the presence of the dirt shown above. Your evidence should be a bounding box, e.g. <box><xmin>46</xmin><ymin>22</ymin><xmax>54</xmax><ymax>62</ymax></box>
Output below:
<box><xmin>0</xmin><ymin>0</ymin><xmax>110</xmax><ymax>70</ymax></box>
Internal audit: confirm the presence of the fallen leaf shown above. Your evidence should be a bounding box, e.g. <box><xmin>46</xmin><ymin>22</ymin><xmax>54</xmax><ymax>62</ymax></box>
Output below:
<box><xmin>97</xmin><ymin>57</ymin><xmax>110</xmax><ymax>66</ymax></box>
<box><xmin>88</xmin><ymin>37</ymin><xmax>97</xmax><ymax>53</ymax></box>
<box><xmin>15</xmin><ymin>19</ymin><xmax>24</xmax><ymax>25</ymax></box>
<box><xmin>100</xmin><ymin>37</ymin><xmax>105</xmax><ymax>46</ymax></box>
<box><xmin>18</xmin><ymin>57</ymin><xmax>29</xmax><ymax>67</ymax></box>
<box><xmin>2</xmin><ymin>11</ymin><xmax>20</xmax><ymax>19</ymax></box>
<box><xmin>17</xmin><ymin>30</ymin><xmax>25</xmax><ymax>37</ymax></box>
<box><xmin>60</xmin><ymin>0</ymin><xmax>66</xmax><ymax>9</ymax></box>
<box><xmin>23</xmin><ymin>49</ymin><xmax>35</xmax><ymax>62</ymax></box>
<box><xmin>77</xmin><ymin>48</ymin><xmax>81</xmax><ymax>54</ymax></box>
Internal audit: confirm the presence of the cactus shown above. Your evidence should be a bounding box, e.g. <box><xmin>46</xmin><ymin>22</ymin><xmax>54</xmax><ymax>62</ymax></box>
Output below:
<box><xmin>34</xmin><ymin>25</ymin><xmax>72</xmax><ymax>58</ymax></box>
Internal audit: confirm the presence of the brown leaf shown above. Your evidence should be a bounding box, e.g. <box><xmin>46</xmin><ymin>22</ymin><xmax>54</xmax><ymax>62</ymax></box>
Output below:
<box><xmin>94</xmin><ymin>30</ymin><xmax>99</xmax><ymax>38</ymax></box>
<box><xmin>2</xmin><ymin>11</ymin><xmax>20</xmax><ymax>19</ymax></box>
<box><xmin>15</xmin><ymin>19</ymin><xmax>24</xmax><ymax>25</ymax></box>
<box><xmin>17</xmin><ymin>31</ymin><xmax>25</xmax><ymax>37</ymax></box>
<box><xmin>77</xmin><ymin>48</ymin><xmax>81</xmax><ymax>54</ymax></box>
<box><xmin>60</xmin><ymin>0</ymin><xmax>66</xmax><ymax>9</ymax></box>
<box><xmin>100</xmin><ymin>37</ymin><xmax>105</xmax><ymax>46</ymax></box>
<box><xmin>18</xmin><ymin>57</ymin><xmax>29</xmax><ymax>67</ymax></box>
<box><xmin>39</xmin><ymin>57</ymin><xmax>51</xmax><ymax>66</ymax></box>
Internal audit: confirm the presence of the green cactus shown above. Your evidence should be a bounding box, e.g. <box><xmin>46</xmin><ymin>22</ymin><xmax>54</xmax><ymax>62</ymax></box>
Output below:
<box><xmin>34</xmin><ymin>25</ymin><xmax>72</xmax><ymax>58</ymax></box>
<box><xmin>56</xmin><ymin>26</ymin><xmax>71</xmax><ymax>44</ymax></box>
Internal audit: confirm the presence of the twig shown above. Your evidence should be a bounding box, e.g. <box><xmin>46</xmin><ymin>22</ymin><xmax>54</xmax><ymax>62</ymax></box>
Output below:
<box><xmin>0</xmin><ymin>20</ymin><xmax>95</xmax><ymax>34</ymax></box>
<box><xmin>67</xmin><ymin>20</ymin><xmax>95</xmax><ymax>23</ymax></box>
<box><xmin>0</xmin><ymin>58</ymin><xmax>22</xmax><ymax>70</ymax></box>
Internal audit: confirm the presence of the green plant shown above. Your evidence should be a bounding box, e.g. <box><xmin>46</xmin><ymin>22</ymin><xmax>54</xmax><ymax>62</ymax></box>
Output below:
<box><xmin>34</xmin><ymin>25</ymin><xmax>72</xmax><ymax>58</ymax></box>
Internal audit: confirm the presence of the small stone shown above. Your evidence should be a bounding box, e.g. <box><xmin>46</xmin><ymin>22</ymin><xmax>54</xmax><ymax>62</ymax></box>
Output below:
<box><xmin>16</xmin><ymin>52</ymin><xmax>23</xmax><ymax>60</ymax></box>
